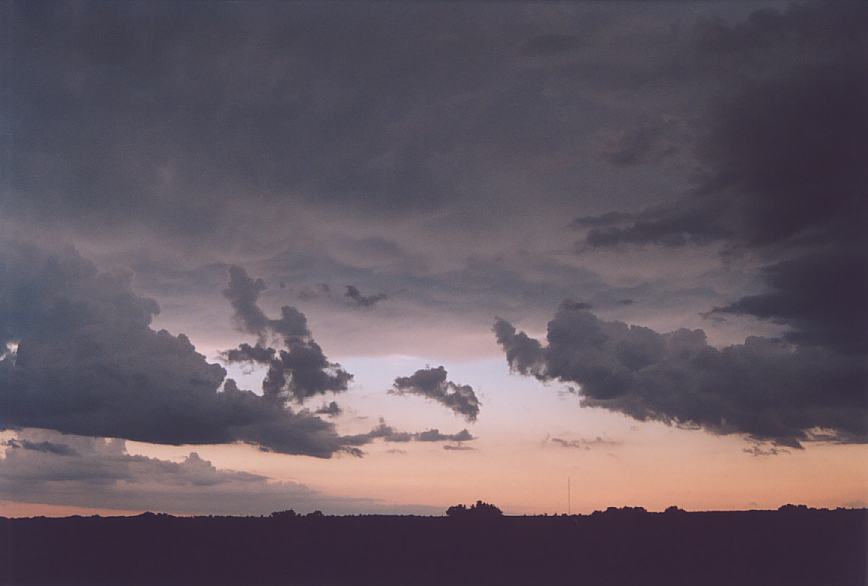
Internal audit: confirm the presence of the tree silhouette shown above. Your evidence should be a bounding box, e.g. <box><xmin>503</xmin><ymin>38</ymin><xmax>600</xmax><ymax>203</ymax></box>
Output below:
<box><xmin>446</xmin><ymin>500</ymin><xmax>503</xmax><ymax>518</ymax></box>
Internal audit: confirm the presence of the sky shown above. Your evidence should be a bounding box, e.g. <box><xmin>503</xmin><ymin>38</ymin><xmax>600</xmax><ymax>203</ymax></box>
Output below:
<box><xmin>0</xmin><ymin>0</ymin><xmax>866</xmax><ymax>516</ymax></box>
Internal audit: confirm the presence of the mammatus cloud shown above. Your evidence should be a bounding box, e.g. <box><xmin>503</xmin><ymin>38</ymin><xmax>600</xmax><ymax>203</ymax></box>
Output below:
<box><xmin>494</xmin><ymin>302</ymin><xmax>867</xmax><ymax>448</ymax></box>
<box><xmin>222</xmin><ymin>267</ymin><xmax>353</xmax><ymax>403</ymax></box>
<box><xmin>390</xmin><ymin>366</ymin><xmax>481</xmax><ymax>422</ymax></box>
<box><xmin>0</xmin><ymin>240</ymin><xmax>349</xmax><ymax>457</ymax></box>
<box><xmin>345</xmin><ymin>285</ymin><xmax>387</xmax><ymax>308</ymax></box>
<box><xmin>0</xmin><ymin>430</ymin><xmax>437</xmax><ymax>515</ymax></box>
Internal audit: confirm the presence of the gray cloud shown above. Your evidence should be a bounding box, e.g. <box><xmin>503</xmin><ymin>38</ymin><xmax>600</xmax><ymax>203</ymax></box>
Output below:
<box><xmin>570</xmin><ymin>2</ymin><xmax>868</xmax><ymax>394</ymax></box>
<box><xmin>1</xmin><ymin>1</ymin><xmax>764</xmax><ymax>358</ymax></box>
<box><xmin>0</xmin><ymin>239</ymin><xmax>348</xmax><ymax>457</ymax></box>
<box><xmin>345</xmin><ymin>285</ymin><xmax>387</xmax><ymax>309</ymax></box>
<box><xmin>495</xmin><ymin>301</ymin><xmax>867</xmax><ymax>447</ymax></box>
<box><xmin>743</xmin><ymin>442</ymin><xmax>789</xmax><ymax>457</ymax></box>
<box><xmin>548</xmin><ymin>436</ymin><xmax>620</xmax><ymax>450</ymax></box>
<box><xmin>314</xmin><ymin>401</ymin><xmax>342</xmax><ymax>418</ymax></box>
<box><xmin>711</xmin><ymin>252</ymin><xmax>868</xmax><ymax>355</ymax></box>
<box><xmin>222</xmin><ymin>266</ymin><xmax>353</xmax><ymax>403</ymax></box>
<box><xmin>341</xmin><ymin>419</ymin><xmax>475</xmax><ymax>452</ymax></box>
<box><xmin>390</xmin><ymin>366</ymin><xmax>481</xmax><ymax>422</ymax></box>
<box><xmin>603</xmin><ymin>118</ymin><xmax>682</xmax><ymax>167</ymax></box>
<box><xmin>3</xmin><ymin>1</ymin><xmax>743</xmax><ymax>252</ymax></box>
<box><xmin>2</xmin><ymin>439</ymin><xmax>78</xmax><ymax>457</ymax></box>
<box><xmin>0</xmin><ymin>429</ymin><xmax>436</xmax><ymax>515</ymax></box>
<box><xmin>224</xmin><ymin>266</ymin><xmax>311</xmax><ymax>343</ymax></box>
<box><xmin>575</xmin><ymin>3</ymin><xmax>867</xmax><ymax>254</ymax></box>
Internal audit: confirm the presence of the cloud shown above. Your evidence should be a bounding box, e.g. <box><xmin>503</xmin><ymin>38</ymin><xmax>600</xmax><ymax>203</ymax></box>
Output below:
<box><xmin>314</xmin><ymin>401</ymin><xmax>342</xmax><ymax>417</ymax></box>
<box><xmin>494</xmin><ymin>301</ymin><xmax>867</xmax><ymax>447</ymax></box>
<box><xmin>345</xmin><ymin>285</ymin><xmax>387</xmax><ymax>308</ymax></box>
<box><xmin>0</xmin><ymin>240</ymin><xmax>347</xmax><ymax>457</ymax></box>
<box><xmin>0</xmin><ymin>429</ymin><xmax>437</xmax><ymax>515</ymax></box>
<box><xmin>222</xmin><ymin>266</ymin><xmax>353</xmax><ymax>403</ymax></box>
<box><xmin>390</xmin><ymin>366</ymin><xmax>481</xmax><ymax>422</ymax></box>
<box><xmin>574</xmin><ymin>3</ymin><xmax>867</xmax><ymax>253</ymax></box>
<box><xmin>569</xmin><ymin>3</ymin><xmax>868</xmax><ymax>395</ymax></box>
<box><xmin>742</xmin><ymin>442</ymin><xmax>789</xmax><ymax>458</ymax></box>
<box><xmin>224</xmin><ymin>266</ymin><xmax>311</xmax><ymax>342</ymax></box>
<box><xmin>602</xmin><ymin>118</ymin><xmax>682</xmax><ymax>167</ymax></box>
<box><xmin>223</xmin><ymin>266</ymin><xmax>273</xmax><ymax>341</ymax></box>
<box><xmin>1</xmin><ymin>1</ymin><xmax>756</xmax><ymax>356</ymax></box>
<box><xmin>2</xmin><ymin>1</ymin><xmax>727</xmax><ymax>262</ymax></box>
<box><xmin>2</xmin><ymin>439</ymin><xmax>78</xmax><ymax>456</ymax></box>
<box><xmin>297</xmin><ymin>284</ymin><xmax>332</xmax><ymax>301</ymax></box>
<box><xmin>341</xmin><ymin>419</ymin><xmax>475</xmax><ymax>452</ymax></box>
<box><xmin>548</xmin><ymin>436</ymin><xmax>620</xmax><ymax>450</ymax></box>
<box><xmin>711</xmin><ymin>252</ymin><xmax>868</xmax><ymax>355</ymax></box>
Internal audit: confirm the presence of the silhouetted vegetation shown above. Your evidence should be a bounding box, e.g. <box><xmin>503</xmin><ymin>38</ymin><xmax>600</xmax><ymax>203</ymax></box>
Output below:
<box><xmin>0</xmin><ymin>507</ymin><xmax>864</xmax><ymax>585</ymax></box>
<box><xmin>446</xmin><ymin>500</ymin><xmax>503</xmax><ymax>518</ymax></box>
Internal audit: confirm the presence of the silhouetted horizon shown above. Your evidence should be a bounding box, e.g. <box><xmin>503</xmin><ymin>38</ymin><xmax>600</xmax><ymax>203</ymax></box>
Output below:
<box><xmin>3</xmin><ymin>502</ymin><xmax>865</xmax><ymax>520</ymax></box>
<box><xmin>2</xmin><ymin>507</ymin><xmax>865</xmax><ymax>586</ymax></box>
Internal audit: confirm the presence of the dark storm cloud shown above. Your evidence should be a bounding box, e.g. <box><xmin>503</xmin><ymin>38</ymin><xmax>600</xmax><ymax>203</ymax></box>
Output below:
<box><xmin>222</xmin><ymin>267</ymin><xmax>353</xmax><ymax>403</ymax></box>
<box><xmin>711</xmin><ymin>252</ymin><xmax>868</xmax><ymax>355</ymax></box>
<box><xmin>390</xmin><ymin>366</ymin><xmax>481</xmax><ymax>422</ymax></box>
<box><xmin>3</xmin><ymin>439</ymin><xmax>78</xmax><ymax>456</ymax></box>
<box><xmin>0</xmin><ymin>429</ymin><xmax>437</xmax><ymax>515</ymax></box>
<box><xmin>571</xmin><ymin>2</ymin><xmax>868</xmax><ymax>384</ymax></box>
<box><xmin>521</xmin><ymin>33</ymin><xmax>585</xmax><ymax>56</ymax></box>
<box><xmin>2</xmin><ymin>0</ymin><xmax>739</xmax><ymax>249</ymax></box>
<box><xmin>581</xmin><ymin>58</ymin><xmax>868</xmax><ymax>250</ymax></box>
<box><xmin>569</xmin><ymin>212</ymin><xmax>634</xmax><ymax>229</ymax></box>
<box><xmin>345</xmin><ymin>285</ymin><xmax>387</xmax><ymax>309</ymax></box>
<box><xmin>575</xmin><ymin>2</ymin><xmax>868</xmax><ymax>251</ymax></box>
<box><xmin>2</xmin><ymin>1</ymin><xmax>530</xmax><ymax>230</ymax></box>
<box><xmin>0</xmin><ymin>240</ymin><xmax>349</xmax><ymax>457</ymax></box>
<box><xmin>495</xmin><ymin>302</ymin><xmax>867</xmax><ymax>448</ymax></box>
<box><xmin>1</xmin><ymin>0</ymin><xmax>762</xmax><ymax>343</ymax></box>
<box><xmin>603</xmin><ymin>118</ymin><xmax>681</xmax><ymax>167</ymax></box>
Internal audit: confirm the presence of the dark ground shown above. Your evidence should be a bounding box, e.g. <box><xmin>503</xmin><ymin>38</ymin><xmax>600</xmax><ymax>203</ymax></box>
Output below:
<box><xmin>1</xmin><ymin>508</ymin><xmax>865</xmax><ymax>585</ymax></box>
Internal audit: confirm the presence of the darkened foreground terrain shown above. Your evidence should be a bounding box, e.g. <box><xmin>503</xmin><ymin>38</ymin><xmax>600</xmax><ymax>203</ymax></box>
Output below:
<box><xmin>1</xmin><ymin>508</ymin><xmax>865</xmax><ymax>586</ymax></box>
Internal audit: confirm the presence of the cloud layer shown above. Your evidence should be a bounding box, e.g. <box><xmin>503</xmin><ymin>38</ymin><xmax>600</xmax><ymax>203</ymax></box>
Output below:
<box><xmin>0</xmin><ymin>429</ymin><xmax>434</xmax><ymax>515</ymax></box>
